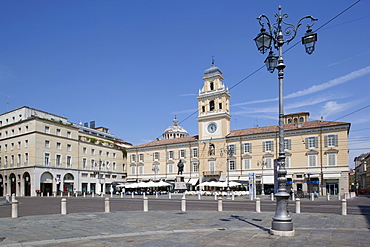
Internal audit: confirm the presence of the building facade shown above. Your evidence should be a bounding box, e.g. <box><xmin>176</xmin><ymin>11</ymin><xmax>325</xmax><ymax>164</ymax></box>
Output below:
<box><xmin>0</xmin><ymin>106</ymin><xmax>132</xmax><ymax>197</ymax></box>
<box><xmin>354</xmin><ymin>153</ymin><xmax>370</xmax><ymax>193</ymax></box>
<box><xmin>126</xmin><ymin>63</ymin><xmax>351</xmax><ymax>196</ymax></box>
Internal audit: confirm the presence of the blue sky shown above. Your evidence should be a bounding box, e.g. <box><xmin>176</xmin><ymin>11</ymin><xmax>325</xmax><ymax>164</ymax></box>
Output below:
<box><xmin>0</xmin><ymin>1</ymin><xmax>369</xmax><ymax>168</ymax></box>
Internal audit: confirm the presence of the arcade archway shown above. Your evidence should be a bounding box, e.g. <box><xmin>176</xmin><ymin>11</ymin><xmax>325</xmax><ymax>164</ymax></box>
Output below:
<box><xmin>23</xmin><ymin>172</ymin><xmax>31</xmax><ymax>196</ymax></box>
<box><xmin>40</xmin><ymin>172</ymin><xmax>53</xmax><ymax>196</ymax></box>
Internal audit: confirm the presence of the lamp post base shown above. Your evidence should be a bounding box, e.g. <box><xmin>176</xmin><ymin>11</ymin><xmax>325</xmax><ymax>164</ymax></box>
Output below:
<box><xmin>269</xmin><ymin>228</ymin><xmax>295</xmax><ymax>237</ymax></box>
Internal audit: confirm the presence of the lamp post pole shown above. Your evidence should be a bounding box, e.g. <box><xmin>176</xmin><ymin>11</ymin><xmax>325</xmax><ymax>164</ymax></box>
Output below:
<box><xmin>254</xmin><ymin>6</ymin><xmax>317</xmax><ymax>235</ymax></box>
<box><xmin>258</xmin><ymin>161</ymin><xmax>266</xmax><ymax>195</ymax></box>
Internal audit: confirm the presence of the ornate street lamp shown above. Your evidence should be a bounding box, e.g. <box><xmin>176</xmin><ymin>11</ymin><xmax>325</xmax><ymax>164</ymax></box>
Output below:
<box><xmin>254</xmin><ymin>6</ymin><xmax>317</xmax><ymax>236</ymax></box>
<box><xmin>257</xmin><ymin>160</ymin><xmax>266</xmax><ymax>195</ymax></box>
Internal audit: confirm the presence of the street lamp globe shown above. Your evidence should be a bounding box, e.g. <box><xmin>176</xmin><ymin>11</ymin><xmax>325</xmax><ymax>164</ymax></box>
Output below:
<box><xmin>254</xmin><ymin>27</ymin><xmax>273</xmax><ymax>54</ymax></box>
<box><xmin>264</xmin><ymin>50</ymin><xmax>279</xmax><ymax>73</ymax></box>
<box><xmin>302</xmin><ymin>29</ymin><xmax>318</xmax><ymax>55</ymax></box>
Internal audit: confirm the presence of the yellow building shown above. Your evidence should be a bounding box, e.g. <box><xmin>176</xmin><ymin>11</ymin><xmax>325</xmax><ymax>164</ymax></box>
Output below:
<box><xmin>126</xmin><ymin>63</ymin><xmax>350</xmax><ymax>196</ymax></box>
<box><xmin>0</xmin><ymin>106</ymin><xmax>132</xmax><ymax>197</ymax></box>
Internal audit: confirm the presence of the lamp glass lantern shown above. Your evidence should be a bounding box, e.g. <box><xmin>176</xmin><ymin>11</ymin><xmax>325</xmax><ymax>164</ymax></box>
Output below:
<box><xmin>264</xmin><ymin>50</ymin><xmax>278</xmax><ymax>73</ymax></box>
<box><xmin>302</xmin><ymin>29</ymin><xmax>317</xmax><ymax>55</ymax></box>
<box><xmin>254</xmin><ymin>28</ymin><xmax>272</xmax><ymax>54</ymax></box>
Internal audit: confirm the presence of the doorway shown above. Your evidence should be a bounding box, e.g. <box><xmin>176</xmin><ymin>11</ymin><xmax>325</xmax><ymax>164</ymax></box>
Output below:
<box><xmin>326</xmin><ymin>183</ymin><xmax>338</xmax><ymax>195</ymax></box>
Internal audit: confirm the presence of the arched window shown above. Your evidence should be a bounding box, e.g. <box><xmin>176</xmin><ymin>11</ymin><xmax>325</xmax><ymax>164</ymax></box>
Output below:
<box><xmin>210</xmin><ymin>81</ymin><xmax>214</xmax><ymax>90</ymax></box>
<box><xmin>294</xmin><ymin>118</ymin><xmax>298</xmax><ymax>123</ymax></box>
<box><xmin>299</xmin><ymin>117</ymin><xmax>304</xmax><ymax>122</ymax></box>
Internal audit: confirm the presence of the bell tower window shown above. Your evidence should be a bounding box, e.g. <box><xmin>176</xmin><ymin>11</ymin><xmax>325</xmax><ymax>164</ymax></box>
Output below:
<box><xmin>209</xmin><ymin>100</ymin><xmax>215</xmax><ymax>111</ymax></box>
<box><xmin>210</xmin><ymin>81</ymin><xmax>214</xmax><ymax>90</ymax></box>
<box><xmin>219</xmin><ymin>103</ymin><xmax>222</xmax><ymax>110</ymax></box>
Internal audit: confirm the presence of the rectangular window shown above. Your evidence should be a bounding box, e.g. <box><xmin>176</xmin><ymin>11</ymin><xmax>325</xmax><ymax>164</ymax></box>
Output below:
<box><xmin>91</xmin><ymin>159</ymin><xmax>95</xmax><ymax>170</ymax></box>
<box><xmin>17</xmin><ymin>154</ymin><xmax>21</xmax><ymax>167</ymax></box>
<box><xmin>66</xmin><ymin>156</ymin><xmax>72</xmax><ymax>168</ymax></box>
<box><xmin>168</xmin><ymin>151</ymin><xmax>174</xmax><ymax>160</ymax></box>
<box><xmin>91</xmin><ymin>149</ymin><xmax>95</xmax><ymax>155</ymax></box>
<box><xmin>131</xmin><ymin>166</ymin><xmax>136</xmax><ymax>175</ymax></box>
<box><xmin>4</xmin><ymin>144</ymin><xmax>7</xmax><ymax>152</ymax></box>
<box><xmin>327</xmin><ymin>153</ymin><xmax>337</xmax><ymax>166</ymax></box>
<box><xmin>192</xmin><ymin>162</ymin><xmax>199</xmax><ymax>172</ymax></box>
<box><xmin>44</xmin><ymin>153</ymin><xmax>50</xmax><ymax>166</ymax></box>
<box><xmin>24</xmin><ymin>153</ymin><xmax>28</xmax><ymax>166</ymax></box>
<box><xmin>229</xmin><ymin>160</ymin><xmax>236</xmax><ymax>171</ymax></box>
<box><xmin>56</xmin><ymin>129</ymin><xmax>61</xmax><ymax>136</ymax></box>
<box><xmin>45</xmin><ymin>126</ymin><xmax>50</xmax><ymax>134</ymax></box>
<box><xmin>56</xmin><ymin>155</ymin><xmax>62</xmax><ymax>167</ymax></box>
<box><xmin>168</xmin><ymin>163</ymin><xmax>174</xmax><ymax>173</ymax></box>
<box><xmin>106</xmin><ymin>161</ymin><xmax>110</xmax><ymax>170</ymax></box>
<box><xmin>83</xmin><ymin>147</ymin><xmax>87</xmax><ymax>154</ymax></box>
<box><xmin>11</xmin><ymin>143</ymin><xmax>14</xmax><ymax>151</ymax></box>
<box><xmin>67</xmin><ymin>144</ymin><xmax>71</xmax><ymax>151</ymax></box>
<box><xmin>25</xmin><ymin>140</ymin><xmax>28</xmax><ymax>148</ymax></box>
<box><xmin>285</xmin><ymin>156</ymin><xmax>290</xmax><ymax>168</ymax></box>
<box><xmin>326</xmin><ymin>134</ymin><xmax>338</xmax><ymax>148</ymax></box>
<box><xmin>263</xmin><ymin>141</ymin><xmax>274</xmax><ymax>152</ymax></box>
<box><xmin>153</xmin><ymin>152</ymin><xmax>160</xmax><ymax>161</ymax></box>
<box><xmin>11</xmin><ymin>155</ymin><xmax>14</xmax><ymax>167</ymax></box>
<box><xmin>179</xmin><ymin>149</ymin><xmax>186</xmax><ymax>159</ymax></box>
<box><xmin>130</xmin><ymin>154</ymin><xmax>136</xmax><ymax>162</ymax></box>
<box><xmin>209</xmin><ymin>161</ymin><xmax>215</xmax><ymax>173</ymax></box>
<box><xmin>67</xmin><ymin>131</ymin><xmax>72</xmax><ymax>138</ymax></box>
<box><xmin>18</xmin><ymin>141</ymin><xmax>21</xmax><ymax>149</ymax></box>
<box><xmin>264</xmin><ymin>157</ymin><xmax>273</xmax><ymax>169</ymax></box>
<box><xmin>138</xmin><ymin>166</ymin><xmax>143</xmax><ymax>175</ymax></box>
<box><xmin>113</xmin><ymin>162</ymin><xmax>116</xmax><ymax>171</ymax></box>
<box><xmin>192</xmin><ymin>148</ymin><xmax>198</xmax><ymax>158</ymax></box>
<box><xmin>228</xmin><ymin>144</ymin><xmax>236</xmax><ymax>155</ymax></box>
<box><xmin>243</xmin><ymin>158</ymin><xmax>251</xmax><ymax>170</ymax></box>
<box><xmin>243</xmin><ymin>143</ymin><xmax>252</xmax><ymax>153</ymax></box>
<box><xmin>4</xmin><ymin>156</ymin><xmax>8</xmax><ymax>168</ymax></box>
<box><xmin>308</xmin><ymin>154</ymin><xmax>317</xmax><ymax>167</ymax></box>
<box><xmin>139</xmin><ymin>153</ymin><xmax>144</xmax><ymax>162</ymax></box>
<box><xmin>45</xmin><ymin>140</ymin><xmax>50</xmax><ymax>148</ymax></box>
<box><xmin>306</xmin><ymin>136</ymin><xmax>318</xmax><ymax>149</ymax></box>
<box><xmin>82</xmin><ymin>158</ymin><xmax>87</xmax><ymax>169</ymax></box>
<box><xmin>113</xmin><ymin>153</ymin><xmax>116</xmax><ymax>159</ymax></box>
<box><xmin>284</xmin><ymin>139</ymin><xmax>292</xmax><ymax>150</ymax></box>
<box><xmin>106</xmin><ymin>152</ymin><xmax>109</xmax><ymax>158</ymax></box>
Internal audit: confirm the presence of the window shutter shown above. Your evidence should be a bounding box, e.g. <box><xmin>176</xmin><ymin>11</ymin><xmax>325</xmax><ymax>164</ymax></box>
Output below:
<box><xmin>250</xmin><ymin>143</ymin><xmax>252</xmax><ymax>153</ymax></box>
<box><xmin>324</xmin><ymin>135</ymin><xmax>328</xmax><ymax>147</ymax></box>
<box><xmin>288</xmin><ymin>139</ymin><xmax>292</xmax><ymax>150</ymax></box>
<box><xmin>334</xmin><ymin>134</ymin><xmax>338</xmax><ymax>146</ymax></box>
<box><xmin>305</xmin><ymin>138</ymin><xmax>309</xmax><ymax>149</ymax></box>
<box><xmin>314</xmin><ymin>137</ymin><xmax>318</xmax><ymax>148</ymax></box>
<box><xmin>271</xmin><ymin>141</ymin><xmax>274</xmax><ymax>151</ymax></box>
<box><xmin>262</xmin><ymin>141</ymin><xmax>266</xmax><ymax>152</ymax></box>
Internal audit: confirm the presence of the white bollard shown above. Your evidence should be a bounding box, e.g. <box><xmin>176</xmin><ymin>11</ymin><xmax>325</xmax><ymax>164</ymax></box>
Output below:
<box><xmin>111</xmin><ymin>191</ymin><xmax>113</xmax><ymax>198</ymax></box>
<box><xmin>311</xmin><ymin>193</ymin><xmax>314</xmax><ymax>201</ymax></box>
<box><xmin>75</xmin><ymin>192</ymin><xmax>78</xmax><ymax>197</ymax></box>
<box><xmin>143</xmin><ymin>192</ymin><xmax>146</xmax><ymax>199</ymax></box>
<box><xmin>132</xmin><ymin>193</ymin><xmax>134</xmax><ymax>199</ymax></box>
<box><xmin>121</xmin><ymin>192</ymin><xmax>123</xmax><ymax>198</ymax></box>
<box><xmin>41</xmin><ymin>192</ymin><xmax>43</xmax><ymax>197</ymax></box>
<box><xmin>83</xmin><ymin>192</ymin><xmax>86</xmax><ymax>197</ymax></box>
<box><xmin>271</xmin><ymin>193</ymin><xmax>274</xmax><ymax>201</ymax></box>
<box><xmin>61</xmin><ymin>198</ymin><xmax>67</xmax><ymax>215</ymax></box>
<box><xmin>198</xmin><ymin>193</ymin><xmax>201</xmax><ymax>200</ymax></box>
<box><xmin>53</xmin><ymin>192</ymin><xmax>56</xmax><ymax>197</ymax></box>
<box><xmin>214</xmin><ymin>194</ymin><xmax>217</xmax><ymax>200</ymax></box>
<box><xmin>47</xmin><ymin>192</ymin><xmax>50</xmax><ymax>197</ymax></box>
<box><xmin>11</xmin><ymin>193</ymin><xmax>16</xmax><ymax>202</ymax></box>
<box><xmin>218</xmin><ymin>197</ymin><xmax>223</xmax><ymax>211</ymax></box>
<box><xmin>105</xmin><ymin>198</ymin><xmax>110</xmax><ymax>213</ymax></box>
<box><xmin>296</xmin><ymin>198</ymin><xmax>301</xmax><ymax>214</ymax></box>
<box><xmin>101</xmin><ymin>193</ymin><xmax>103</xmax><ymax>198</ymax></box>
<box><xmin>292</xmin><ymin>192</ymin><xmax>295</xmax><ymax>201</ymax></box>
<box><xmin>68</xmin><ymin>192</ymin><xmax>70</xmax><ymax>197</ymax></box>
<box><xmin>341</xmin><ymin>199</ymin><xmax>347</xmax><ymax>215</ymax></box>
<box><xmin>327</xmin><ymin>193</ymin><xmax>330</xmax><ymax>201</ymax></box>
<box><xmin>92</xmin><ymin>192</ymin><xmax>94</xmax><ymax>198</ymax></box>
<box><xmin>169</xmin><ymin>192</ymin><xmax>172</xmax><ymax>199</ymax></box>
<box><xmin>338</xmin><ymin>194</ymin><xmax>341</xmax><ymax>200</ymax></box>
<box><xmin>181</xmin><ymin>196</ymin><xmax>186</xmax><ymax>212</ymax></box>
<box><xmin>61</xmin><ymin>192</ymin><xmax>63</xmax><ymax>197</ymax></box>
<box><xmin>232</xmin><ymin>193</ymin><xmax>235</xmax><ymax>201</ymax></box>
<box><xmin>6</xmin><ymin>194</ymin><xmax>10</xmax><ymax>204</ymax></box>
<box><xmin>256</xmin><ymin>197</ymin><xmax>261</xmax><ymax>213</ymax></box>
<box><xmin>345</xmin><ymin>192</ymin><xmax>349</xmax><ymax>200</ymax></box>
<box><xmin>156</xmin><ymin>192</ymin><xmax>158</xmax><ymax>199</ymax></box>
<box><xmin>12</xmin><ymin>200</ymin><xmax>19</xmax><ymax>218</ymax></box>
<box><xmin>143</xmin><ymin>197</ymin><xmax>148</xmax><ymax>212</ymax></box>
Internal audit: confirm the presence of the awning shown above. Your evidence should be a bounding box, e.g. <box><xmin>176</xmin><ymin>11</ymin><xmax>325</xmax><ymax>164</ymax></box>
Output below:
<box><xmin>188</xmin><ymin>178</ymin><xmax>199</xmax><ymax>185</ymax></box>
<box><xmin>165</xmin><ymin>175</ymin><xmax>177</xmax><ymax>181</ymax></box>
<box><xmin>238</xmin><ymin>176</ymin><xmax>249</xmax><ymax>181</ymax></box>
<box><xmin>262</xmin><ymin>176</ymin><xmax>274</xmax><ymax>185</ymax></box>
<box><xmin>323</xmin><ymin>174</ymin><xmax>341</xmax><ymax>179</ymax></box>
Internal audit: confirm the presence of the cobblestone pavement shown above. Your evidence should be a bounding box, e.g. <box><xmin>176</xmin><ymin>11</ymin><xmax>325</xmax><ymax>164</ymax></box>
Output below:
<box><xmin>0</xmin><ymin>196</ymin><xmax>369</xmax><ymax>246</ymax></box>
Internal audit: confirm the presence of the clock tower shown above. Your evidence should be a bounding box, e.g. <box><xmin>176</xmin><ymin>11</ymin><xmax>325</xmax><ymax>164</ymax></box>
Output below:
<box><xmin>197</xmin><ymin>61</ymin><xmax>231</xmax><ymax>141</ymax></box>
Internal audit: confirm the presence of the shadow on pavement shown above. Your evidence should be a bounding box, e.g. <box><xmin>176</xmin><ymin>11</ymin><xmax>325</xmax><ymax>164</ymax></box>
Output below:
<box><xmin>219</xmin><ymin>214</ymin><xmax>270</xmax><ymax>232</ymax></box>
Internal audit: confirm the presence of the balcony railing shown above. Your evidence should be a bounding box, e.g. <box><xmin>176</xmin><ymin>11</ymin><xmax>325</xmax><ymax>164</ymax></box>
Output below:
<box><xmin>203</xmin><ymin>171</ymin><xmax>222</xmax><ymax>176</ymax></box>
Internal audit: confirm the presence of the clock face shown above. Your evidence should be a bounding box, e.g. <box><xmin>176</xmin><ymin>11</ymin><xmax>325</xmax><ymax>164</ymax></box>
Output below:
<box><xmin>207</xmin><ymin>122</ymin><xmax>217</xmax><ymax>134</ymax></box>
